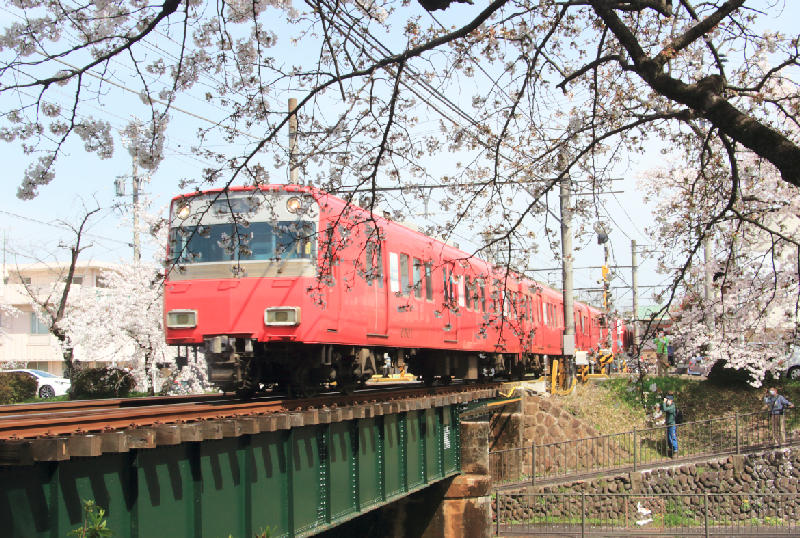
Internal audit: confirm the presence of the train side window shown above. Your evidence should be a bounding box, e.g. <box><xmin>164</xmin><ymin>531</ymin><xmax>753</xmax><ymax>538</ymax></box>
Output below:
<box><xmin>365</xmin><ymin>243</ymin><xmax>373</xmax><ymax>287</ymax></box>
<box><xmin>458</xmin><ymin>276</ymin><xmax>465</xmax><ymax>307</ymax></box>
<box><xmin>464</xmin><ymin>276</ymin><xmax>472</xmax><ymax>310</ymax></box>
<box><xmin>413</xmin><ymin>258</ymin><xmax>422</xmax><ymax>299</ymax></box>
<box><xmin>365</xmin><ymin>237</ymin><xmax>384</xmax><ymax>289</ymax></box>
<box><xmin>450</xmin><ymin>270</ymin><xmax>457</xmax><ymax>305</ymax></box>
<box><xmin>389</xmin><ymin>252</ymin><xmax>400</xmax><ymax>293</ymax></box>
<box><xmin>399</xmin><ymin>254</ymin><xmax>410</xmax><ymax>296</ymax></box>
<box><xmin>480</xmin><ymin>281</ymin><xmax>486</xmax><ymax>313</ymax></box>
<box><xmin>424</xmin><ymin>263</ymin><xmax>433</xmax><ymax>302</ymax></box>
<box><xmin>443</xmin><ymin>266</ymin><xmax>450</xmax><ymax>302</ymax></box>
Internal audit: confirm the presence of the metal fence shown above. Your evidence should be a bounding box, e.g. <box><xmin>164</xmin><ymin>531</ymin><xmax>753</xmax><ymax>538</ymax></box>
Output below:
<box><xmin>495</xmin><ymin>492</ymin><xmax>800</xmax><ymax>536</ymax></box>
<box><xmin>490</xmin><ymin>409</ymin><xmax>800</xmax><ymax>487</ymax></box>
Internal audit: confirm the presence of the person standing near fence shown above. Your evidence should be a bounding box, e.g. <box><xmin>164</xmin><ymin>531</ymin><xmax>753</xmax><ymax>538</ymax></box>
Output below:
<box><xmin>655</xmin><ymin>395</ymin><xmax>678</xmax><ymax>458</ymax></box>
<box><xmin>764</xmin><ymin>387</ymin><xmax>794</xmax><ymax>447</ymax></box>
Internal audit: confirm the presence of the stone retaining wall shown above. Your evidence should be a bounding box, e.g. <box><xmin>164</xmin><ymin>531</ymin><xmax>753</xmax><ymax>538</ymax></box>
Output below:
<box><xmin>523</xmin><ymin>395</ymin><xmax>629</xmax><ymax>476</ymax></box>
<box><xmin>524</xmin><ymin>396</ymin><xmax>600</xmax><ymax>444</ymax></box>
<box><xmin>495</xmin><ymin>448</ymin><xmax>800</xmax><ymax>522</ymax></box>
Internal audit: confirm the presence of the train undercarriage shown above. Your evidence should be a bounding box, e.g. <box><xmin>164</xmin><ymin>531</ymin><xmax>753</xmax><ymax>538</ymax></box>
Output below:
<box><xmin>178</xmin><ymin>335</ymin><xmax>551</xmax><ymax>397</ymax></box>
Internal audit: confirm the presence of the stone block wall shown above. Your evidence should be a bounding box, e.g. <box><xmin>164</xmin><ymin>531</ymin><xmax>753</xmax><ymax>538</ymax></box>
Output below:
<box><xmin>495</xmin><ymin>448</ymin><xmax>800</xmax><ymax>523</ymax></box>
<box><xmin>521</xmin><ymin>395</ymin><xmax>629</xmax><ymax>477</ymax></box>
<box><xmin>524</xmin><ymin>396</ymin><xmax>600</xmax><ymax>444</ymax></box>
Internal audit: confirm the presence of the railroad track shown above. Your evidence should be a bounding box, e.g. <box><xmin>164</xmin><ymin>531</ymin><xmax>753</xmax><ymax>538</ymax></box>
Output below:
<box><xmin>0</xmin><ymin>383</ymin><xmax>500</xmax><ymax>464</ymax></box>
<box><xmin>0</xmin><ymin>381</ymin><xmax>436</xmax><ymax>419</ymax></box>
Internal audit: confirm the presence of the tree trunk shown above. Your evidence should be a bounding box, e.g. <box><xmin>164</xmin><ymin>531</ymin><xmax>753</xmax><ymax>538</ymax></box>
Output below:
<box><xmin>54</xmin><ymin>330</ymin><xmax>74</xmax><ymax>380</ymax></box>
<box><xmin>145</xmin><ymin>352</ymin><xmax>154</xmax><ymax>396</ymax></box>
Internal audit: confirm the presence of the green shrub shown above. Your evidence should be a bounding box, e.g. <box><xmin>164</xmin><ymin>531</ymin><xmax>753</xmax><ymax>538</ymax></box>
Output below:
<box><xmin>70</xmin><ymin>367</ymin><xmax>136</xmax><ymax>400</ymax></box>
<box><xmin>706</xmin><ymin>359</ymin><xmax>756</xmax><ymax>387</ymax></box>
<box><xmin>0</xmin><ymin>372</ymin><xmax>39</xmax><ymax>404</ymax></box>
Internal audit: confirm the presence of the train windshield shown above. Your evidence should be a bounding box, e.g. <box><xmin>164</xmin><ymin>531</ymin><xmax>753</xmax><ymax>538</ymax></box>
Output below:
<box><xmin>170</xmin><ymin>221</ymin><xmax>316</xmax><ymax>263</ymax></box>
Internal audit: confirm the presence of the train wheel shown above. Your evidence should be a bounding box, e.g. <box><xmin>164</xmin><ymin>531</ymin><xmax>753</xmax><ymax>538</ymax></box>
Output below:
<box><xmin>235</xmin><ymin>386</ymin><xmax>257</xmax><ymax>399</ymax></box>
<box><xmin>337</xmin><ymin>375</ymin><xmax>357</xmax><ymax>396</ymax></box>
<box><xmin>441</xmin><ymin>375</ymin><xmax>452</xmax><ymax>386</ymax></box>
<box><xmin>290</xmin><ymin>362</ymin><xmax>316</xmax><ymax>398</ymax></box>
<box><xmin>235</xmin><ymin>358</ymin><xmax>262</xmax><ymax>399</ymax></box>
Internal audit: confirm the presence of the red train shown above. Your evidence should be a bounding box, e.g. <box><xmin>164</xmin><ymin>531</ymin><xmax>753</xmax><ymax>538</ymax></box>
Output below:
<box><xmin>164</xmin><ymin>184</ymin><xmax>632</xmax><ymax>395</ymax></box>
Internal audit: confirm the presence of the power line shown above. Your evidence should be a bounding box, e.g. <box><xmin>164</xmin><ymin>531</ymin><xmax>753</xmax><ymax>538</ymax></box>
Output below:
<box><xmin>0</xmin><ymin>208</ymin><xmax>148</xmax><ymax>249</ymax></box>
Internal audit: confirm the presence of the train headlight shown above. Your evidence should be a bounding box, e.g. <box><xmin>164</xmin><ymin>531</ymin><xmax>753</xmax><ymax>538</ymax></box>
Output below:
<box><xmin>286</xmin><ymin>197</ymin><xmax>302</xmax><ymax>213</ymax></box>
<box><xmin>177</xmin><ymin>206</ymin><xmax>191</xmax><ymax>220</ymax></box>
<box><xmin>264</xmin><ymin>307</ymin><xmax>301</xmax><ymax>326</ymax></box>
<box><xmin>167</xmin><ymin>310</ymin><xmax>197</xmax><ymax>328</ymax></box>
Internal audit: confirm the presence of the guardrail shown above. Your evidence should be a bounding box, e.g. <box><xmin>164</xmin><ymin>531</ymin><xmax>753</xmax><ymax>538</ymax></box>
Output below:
<box><xmin>495</xmin><ymin>492</ymin><xmax>800</xmax><ymax>536</ymax></box>
<box><xmin>490</xmin><ymin>408</ymin><xmax>799</xmax><ymax>487</ymax></box>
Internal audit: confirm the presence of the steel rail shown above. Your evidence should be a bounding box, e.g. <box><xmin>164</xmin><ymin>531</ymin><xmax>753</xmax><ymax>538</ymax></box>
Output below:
<box><xmin>0</xmin><ymin>392</ymin><xmax>239</xmax><ymax>418</ymax></box>
<box><xmin>0</xmin><ymin>381</ymin><xmax>429</xmax><ymax>418</ymax></box>
<box><xmin>0</xmin><ymin>383</ymin><xmax>500</xmax><ymax>440</ymax></box>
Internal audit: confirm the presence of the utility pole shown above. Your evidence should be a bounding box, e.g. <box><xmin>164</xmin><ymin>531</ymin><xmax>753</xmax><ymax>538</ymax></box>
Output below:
<box><xmin>596</xmin><ymin>225</ymin><xmax>612</xmax><ymax>351</ymax></box>
<box><xmin>560</xmin><ymin>176</ymin><xmax>575</xmax><ymax>381</ymax></box>
<box><xmin>118</xmin><ymin>120</ymin><xmax>143</xmax><ymax>262</ymax></box>
<box><xmin>603</xmin><ymin>240</ymin><xmax>611</xmax><ymax>349</ymax></box>
<box><xmin>288</xmin><ymin>98</ymin><xmax>299</xmax><ymax>185</ymax></box>
<box><xmin>132</xmin><ymin>150</ymin><xmax>141</xmax><ymax>262</ymax></box>
<box><xmin>2</xmin><ymin>229</ymin><xmax>6</xmax><ymax>290</ymax></box>
<box><xmin>632</xmin><ymin>240</ymin><xmax>639</xmax><ymax>356</ymax></box>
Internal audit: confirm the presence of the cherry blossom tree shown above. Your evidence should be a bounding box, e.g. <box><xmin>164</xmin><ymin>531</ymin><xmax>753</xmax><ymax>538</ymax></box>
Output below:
<box><xmin>61</xmin><ymin>260</ymin><xmax>173</xmax><ymax>394</ymax></box>
<box><xmin>0</xmin><ymin>301</ymin><xmax>20</xmax><ymax>340</ymax></box>
<box><xmin>1</xmin><ymin>0</ymin><xmax>796</xmax><ymax>228</ymax></box>
<box><xmin>640</xmin><ymin>143</ymin><xmax>800</xmax><ymax>385</ymax></box>
<box><xmin>61</xmin><ymin>198</ymin><xmax>212</xmax><ymax>394</ymax></box>
<box><xmin>62</xmin><ymin>197</ymin><xmax>167</xmax><ymax>393</ymax></box>
<box><xmin>8</xmin><ymin>202</ymin><xmax>101</xmax><ymax>377</ymax></box>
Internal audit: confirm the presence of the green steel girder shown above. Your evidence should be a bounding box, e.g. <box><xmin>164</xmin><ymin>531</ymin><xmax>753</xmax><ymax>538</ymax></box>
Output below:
<box><xmin>0</xmin><ymin>406</ymin><xmax>462</xmax><ymax>538</ymax></box>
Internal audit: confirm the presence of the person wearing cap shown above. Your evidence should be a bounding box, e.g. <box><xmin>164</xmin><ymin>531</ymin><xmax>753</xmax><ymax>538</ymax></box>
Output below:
<box><xmin>764</xmin><ymin>387</ymin><xmax>794</xmax><ymax>446</ymax></box>
<box><xmin>655</xmin><ymin>395</ymin><xmax>678</xmax><ymax>458</ymax></box>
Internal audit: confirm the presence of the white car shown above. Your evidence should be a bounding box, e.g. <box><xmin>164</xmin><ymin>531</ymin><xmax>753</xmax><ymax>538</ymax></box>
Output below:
<box><xmin>5</xmin><ymin>369</ymin><xmax>71</xmax><ymax>398</ymax></box>
<box><xmin>774</xmin><ymin>347</ymin><xmax>800</xmax><ymax>380</ymax></box>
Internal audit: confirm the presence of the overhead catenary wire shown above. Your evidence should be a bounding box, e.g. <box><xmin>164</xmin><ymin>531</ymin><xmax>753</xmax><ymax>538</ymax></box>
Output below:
<box><xmin>0</xmin><ymin>208</ymin><xmax>156</xmax><ymax>251</ymax></box>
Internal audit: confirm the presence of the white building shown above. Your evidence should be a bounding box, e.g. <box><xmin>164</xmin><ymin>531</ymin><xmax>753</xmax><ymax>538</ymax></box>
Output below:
<box><xmin>0</xmin><ymin>261</ymin><xmax>124</xmax><ymax>375</ymax></box>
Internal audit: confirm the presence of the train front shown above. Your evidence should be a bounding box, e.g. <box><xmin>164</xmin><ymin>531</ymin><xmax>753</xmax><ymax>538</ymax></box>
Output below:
<box><xmin>163</xmin><ymin>186</ymin><xmax>321</xmax><ymax>394</ymax></box>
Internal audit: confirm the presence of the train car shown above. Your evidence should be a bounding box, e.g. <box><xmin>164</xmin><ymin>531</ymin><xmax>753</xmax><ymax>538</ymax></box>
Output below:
<box><xmin>164</xmin><ymin>184</ymin><xmax>627</xmax><ymax>395</ymax></box>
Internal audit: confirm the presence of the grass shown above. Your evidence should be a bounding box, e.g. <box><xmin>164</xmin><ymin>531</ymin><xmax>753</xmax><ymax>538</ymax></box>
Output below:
<box><xmin>556</xmin><ymin>375</ymin><xmax>800</xmax><ymax>435</ymax></box>
<box><xmin>499</xmin><ymin>506</ymin><xmax>785</xmax><ymax>529</ymax></box>
<box><xmin>555</xmin><ymin>381</ymin><xmax>650</xmax><ymax>435</ymax></box>
<box><xmin>602</xmin><ymin>376</ymin><xmax>800</xmax><ymax>423</ymax></box>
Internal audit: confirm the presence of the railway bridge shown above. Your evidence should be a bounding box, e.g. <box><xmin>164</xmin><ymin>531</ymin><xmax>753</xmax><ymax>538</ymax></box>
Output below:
<box><xmin>0</xmin><ymin>385</ymin><xmax>498</xmax><ymax>538</ymax></box>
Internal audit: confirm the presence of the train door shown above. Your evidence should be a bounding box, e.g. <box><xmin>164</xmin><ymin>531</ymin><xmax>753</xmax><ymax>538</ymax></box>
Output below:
<box><xmin>323</xmin><ymin>223</ymin><xmax>340</xmax><ymax>333</ymax></box>
<box><xmin>365</xmin><ymin>236</ymin><xmax>388</xmax><ymax>336</ymax></box>
<box><xmin>534</xmin><ymin>295</ymin><xmax>542</xmax><ymax>351</ymax></box>
<box><xmin>442</xmin><ymin>265</ymin><xmax>459</xmax><ymax>343</ymax></box>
